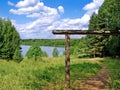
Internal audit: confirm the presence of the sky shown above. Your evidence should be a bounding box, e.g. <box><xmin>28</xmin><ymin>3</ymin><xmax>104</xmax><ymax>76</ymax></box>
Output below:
<box><xmin>0</xmin><ymin>0</ymin><xmax>104</xmax><ymax>39</ymax></box>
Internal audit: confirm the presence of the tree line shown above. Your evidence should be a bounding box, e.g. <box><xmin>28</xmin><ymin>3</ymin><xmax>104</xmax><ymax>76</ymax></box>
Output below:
<box><xmin>72</xmin><ymin>0</ymin><xmax>120</xmax><ymax>58</ymax></box>
<box><xmin>21</xmin><ymin>39</ymin><xmax>80</xmax><ymax>47</ymax></box>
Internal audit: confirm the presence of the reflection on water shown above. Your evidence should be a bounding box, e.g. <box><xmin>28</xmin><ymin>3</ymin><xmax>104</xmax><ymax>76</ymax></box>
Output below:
<box><xmin>21</xmin><ymin>45</ymin><xmax>65</xmax><ymax>57</ymax></box>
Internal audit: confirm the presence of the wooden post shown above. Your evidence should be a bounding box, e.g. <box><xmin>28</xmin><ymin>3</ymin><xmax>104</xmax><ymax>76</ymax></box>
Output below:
<box><xmin>65</xmin><ymin>34</ymin><xmax>70</xmax><ymax>89</ymax></box>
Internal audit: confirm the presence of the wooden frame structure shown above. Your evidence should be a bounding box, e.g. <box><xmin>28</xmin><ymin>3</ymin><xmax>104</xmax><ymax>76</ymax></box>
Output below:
<box><xmin>52</xmin><ymin>30</ymin><xmax>120</xmax><ymax>89</ymax></box>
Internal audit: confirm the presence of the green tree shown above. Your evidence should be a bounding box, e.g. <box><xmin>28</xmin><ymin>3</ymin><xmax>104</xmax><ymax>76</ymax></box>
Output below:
<box><xmin>97</xmin><ymin>0</ymin><xmax>120</xmax><ymax>57</ymax></box>
<box><xmin>53</xmin><ymin>47</ymin><xmax>59</xmax><ymax>57</ymax></box>
<box><xmin>89</xmin><ymin>12</ymin><xmax>99</xmax><ymax>30</ymax></box>
<box><xmin>75</xmin><ymin>37</ymin><xmax>91</xmax><ymax>58</ymax></box>
<box><xmin>0</xmin><ymin>18</ymin><xmax>21</xmax><ymax>60</ymax></box>
<box><xmin>87</xmin><ymin>12</ymin><xmax>105</xmax><ymax>57</ymax></box>
<box><xmin>26</xmin><ymin>46</ymin><xmax>43</xmax><ymax>61</ymax></box>
<box><xmin>87</xmin><ymin>0</ymin><xmax>120</xmax><ymax>57</ymax></box>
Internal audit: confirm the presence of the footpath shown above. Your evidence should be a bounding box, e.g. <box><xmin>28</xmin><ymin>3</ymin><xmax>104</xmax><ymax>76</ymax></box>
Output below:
<box><xmin>74</xmin><ymin>65</ymin><xmax>109</xmax><ymax>90</ymax></box>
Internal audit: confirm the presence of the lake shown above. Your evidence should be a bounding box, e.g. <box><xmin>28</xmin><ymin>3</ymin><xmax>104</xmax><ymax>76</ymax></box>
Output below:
<box><xmin>21</xmin><ymin>45</ymin><xmax>65</xmax><ymax>57</ymax></box>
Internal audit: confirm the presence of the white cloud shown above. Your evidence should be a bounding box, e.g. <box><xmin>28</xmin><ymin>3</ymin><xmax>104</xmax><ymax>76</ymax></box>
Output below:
<box><xmin>9</xmin><ymin>0</ymin><xmax>104</xmax><ymax>39</ymax></box>
<box><xmin>83</xmin><ymin>0</ymin><xmax>104</xmax><ymax>14</ymax></box>
<box><xmin>10</xmin><ymin>2</ymin><xmax>44</xmax><ymax>15</ymax></box>
<box><xmin>9</xmin><ymin>0</ymin><xmax>61</xmax><ymax>39</ymax></box>
<box><xmin>8</xmin><ymin>1</ymin><xmax>14</xmax><ymax>6</ymax></box>
<box><xmin>80</xmin><ymin>14</ymin><xmax>90</xmax><ymax>24</ymax></box>
<box><xmin>47</xmin><ymin>16</ymin><xmax>90</xmax><ymax>31</ymax></box>
<box><xmin>16</xmin><ymin>0</ymin><xmax>39</xmax><ymax>8</ymax></box>
<box><xmin>84</xmin><ymin>0</ymin><xmax>104</xmax><ymax>10</ymax></box>
<box><xmin>10</xmin><ymin>1</ymin><xmax>59</xmax><ymax>21</ymax></box>
<box><xmin>58</xmin><ymin>6</ymin><xmax>64</xmax><ymax>13</ymax></box>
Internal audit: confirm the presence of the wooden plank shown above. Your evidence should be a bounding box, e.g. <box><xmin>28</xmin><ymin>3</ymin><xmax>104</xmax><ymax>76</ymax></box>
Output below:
<box><xmin>52</xmin><ymin>30</ymin><xmax>120</xmax><ymax>35</ymax></box>
<box><xmin>65</xmin><ymin>34</ymin><xmax>70</xmax><ymax>89</ymax></box>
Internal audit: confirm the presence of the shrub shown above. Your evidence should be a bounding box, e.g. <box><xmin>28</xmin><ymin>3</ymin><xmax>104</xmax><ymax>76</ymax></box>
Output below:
<box><xmin>26</xmin><ymin>46</ymin><xmax>43</xmax><ymax>61</ymax></box>
<box><xmin>13</xmin><ymin>47</ymin><xmax>23</xmax><ymax>62</ymax></box>
<box><xmin>52</xmin><ymin>47</ymin><xmax>59</xmax><ymax>57</ymax></box>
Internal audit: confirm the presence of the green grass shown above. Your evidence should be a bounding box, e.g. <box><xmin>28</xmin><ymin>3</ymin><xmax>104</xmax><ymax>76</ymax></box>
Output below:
<box><xmin>0</xmin><ymin>57</ymin><xmax>102</xmax><ymax>90</ymax></box>
<box><xmin>101</xmin><ymin>58</ymin><xmax>120</xmax><ymax>90</ymax></box>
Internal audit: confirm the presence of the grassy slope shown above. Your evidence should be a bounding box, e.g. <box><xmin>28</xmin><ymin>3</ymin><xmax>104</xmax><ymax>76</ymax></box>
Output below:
<box><xmin>0</xmin><ymin>57</ymin><xmax>101</xmax><ymax>90</ymax></box>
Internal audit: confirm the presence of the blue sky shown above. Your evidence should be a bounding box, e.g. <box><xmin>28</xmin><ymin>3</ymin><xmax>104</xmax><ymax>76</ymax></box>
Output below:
<box><xmin>0</xmin><ymin>0</ymin><xmax>104</xmax><ymax>39</ymax></box>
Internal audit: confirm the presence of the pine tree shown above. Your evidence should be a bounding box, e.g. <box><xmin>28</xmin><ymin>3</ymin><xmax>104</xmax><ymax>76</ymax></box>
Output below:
<box><xmin>0</xmin><ymin>18</ymin><xmax>21</xmax><ymax>60</ymax></box>
<box><xmin>89</xmin><ymin>12</ymin><xmax>99</xmax><ymax>30</ymax></box>
<box><xmin>88</xmin><ymin>0</ymin><xmax>120</xmax><ymax>57</ymax></box>
<box><xmin>107</xmin><ymin>0</ymin><xmax>120</xmax><ymax>57</ymax></box>
<box><xmin>98</xmin><ymin>0</ymin><xmax>120</xmax><ymax>57</ymax></box>
<box><xmin>87</xmin><ymin>12</ymin><xmax>104</xmax><ymax>57</ymax></box>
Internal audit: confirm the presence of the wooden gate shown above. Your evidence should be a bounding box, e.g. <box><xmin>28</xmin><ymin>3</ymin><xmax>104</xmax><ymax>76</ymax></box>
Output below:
<box><xmin>52</xmin><ymin>30</ymin><xmax>120</xmax><ymax>89</ymax></box>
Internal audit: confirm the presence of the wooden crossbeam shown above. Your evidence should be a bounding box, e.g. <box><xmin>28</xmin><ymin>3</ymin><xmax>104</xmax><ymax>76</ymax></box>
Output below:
<box><xmin>52</xmin><ymin>30</ymin><xmax>120</xmax><ymax>35</ymax></box>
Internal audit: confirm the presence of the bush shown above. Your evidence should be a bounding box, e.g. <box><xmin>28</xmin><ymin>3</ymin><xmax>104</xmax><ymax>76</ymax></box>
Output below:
<box><xmin>52</xmin><ymin>47</ymin><xmax>59</xmax><ymax>57</ymax></box>
<box><xmin>26</xmin><ymin>46</ymin><xmax>43</xmax><ymax>61</ymax></box>
<box><xmin>13</xmin><ymin>47</ymin><xmax>23</xmax><ymax>62</ymax></box>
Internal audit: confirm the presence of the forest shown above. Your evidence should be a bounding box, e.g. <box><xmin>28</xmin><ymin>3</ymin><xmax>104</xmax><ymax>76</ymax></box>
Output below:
<box><xmin>21</xmin><ymin>39</ymin><xmax>80</xmax><ymax>47</ymax></box>
<box><xmin>75</xmin><ymin>0</ymin><xmax>120</xmax><ymax>58</ymax></box>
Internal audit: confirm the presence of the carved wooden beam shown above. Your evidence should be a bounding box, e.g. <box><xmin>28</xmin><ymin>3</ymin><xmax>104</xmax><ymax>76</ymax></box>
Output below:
<box><xmin>52</xmin><ymin>30</ymin><xmax>120</xmax><ymax>35</ymax></box>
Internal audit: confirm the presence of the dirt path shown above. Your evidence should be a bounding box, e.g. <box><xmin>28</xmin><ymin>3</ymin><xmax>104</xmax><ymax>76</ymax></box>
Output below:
<box><xmin>74</xmin><ymin>65</ymin><xmax>109</xmax><ymax>90</ymax></box>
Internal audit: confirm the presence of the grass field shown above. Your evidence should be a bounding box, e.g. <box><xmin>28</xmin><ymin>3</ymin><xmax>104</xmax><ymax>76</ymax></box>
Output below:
<box><xmin>0</xmin><ymin>57</ymin><xmax>102</xmax><ymax>90</ymax></box>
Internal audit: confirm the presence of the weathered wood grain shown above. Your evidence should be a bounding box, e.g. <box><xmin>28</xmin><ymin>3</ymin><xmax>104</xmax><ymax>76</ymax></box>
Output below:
<box><xmin>65</xmin><ymin>34</ymin><xmax>70</xmax><ymax>89</ymax></box>
<box><xmin>52</xmin><ymin>30</ymin><xmax>120</xmax><ymax>35</ymax></box>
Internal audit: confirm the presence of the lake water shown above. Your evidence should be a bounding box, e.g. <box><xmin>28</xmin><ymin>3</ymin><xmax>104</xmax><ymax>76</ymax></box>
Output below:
<box><xmin>21</xmin><ymin>45</ymin><xmax>65</xmax><ymax>57</ymax></box>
